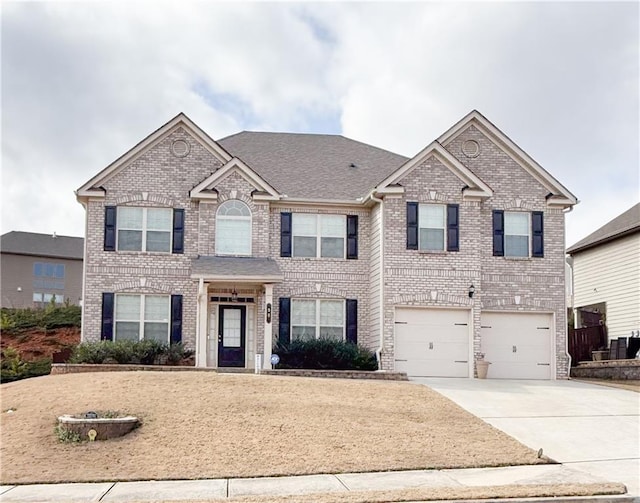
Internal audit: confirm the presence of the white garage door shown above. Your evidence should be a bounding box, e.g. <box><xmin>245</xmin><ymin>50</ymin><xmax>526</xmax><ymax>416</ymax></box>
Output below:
<box><xmin>395</xmin><ymin>308</ymin><xmax>470</xmax><ymax>377</ymax></box>
<box><xmin>480</xmin><ymin>312</ymin><xmax>553</xmax><ymax>379</ymax></box>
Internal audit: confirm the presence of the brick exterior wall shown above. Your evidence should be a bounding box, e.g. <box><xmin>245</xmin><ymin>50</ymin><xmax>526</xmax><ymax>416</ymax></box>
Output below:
<box><xmin>81</xmin><ymin>119</ymin><xmax>570</xmax><ymax>378</ymax></box>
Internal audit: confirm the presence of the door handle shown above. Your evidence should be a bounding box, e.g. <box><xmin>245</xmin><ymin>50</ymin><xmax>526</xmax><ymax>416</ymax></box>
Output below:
<box><xmin>218</xmin><ymin>334</ymin><xmax>222</xmax><ymax>343</ymax></box>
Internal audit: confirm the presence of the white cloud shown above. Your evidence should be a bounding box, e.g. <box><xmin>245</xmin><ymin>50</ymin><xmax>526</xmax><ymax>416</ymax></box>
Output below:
<box><xmin>1</xmin><ymin>1</ymin><xmax>638</xmax><ymax>245</ymax></box>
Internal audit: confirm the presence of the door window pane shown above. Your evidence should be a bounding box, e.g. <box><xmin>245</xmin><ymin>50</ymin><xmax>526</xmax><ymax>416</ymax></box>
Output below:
<box><xmin>223</xmin><ymin>308</ymin><xmax>241</xmax><ymax>347</ymax></box>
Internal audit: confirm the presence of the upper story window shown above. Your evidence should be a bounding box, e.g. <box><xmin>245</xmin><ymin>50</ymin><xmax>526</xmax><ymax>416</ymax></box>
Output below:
<box><xmin>293</xmin><ymin>214</ymin><xmax>345</xmax><ymax>258</ymax></box>
<box><xmin>117</xmin><ymin>207</ymin><xmax>172</xmax><ymax>252</ymax></box>
<box><xmin>419</xmin><ymin>204</ymin><xmax>446</xmax><ymax>251</ymax></box>
<box><xmin>280</xmin><ymin>212</ymin><xmax>358</xmax><ymax>259</ymax></box>
<box><xmin>104</xmin><ymin>206</ymin><xmax>184</xmax><ymax>254</ymax></box>
<box><xmin>407</xmin><ymin>202</ymin><xmax>459</xmax><ymax>252</ymax></box>
<box><xmin>216</xmin><ymin>200</ymin><xmax>251</xmax><ymax>256</ymax></box>
<box><xmin>493</xmin><ymin>210</ymin><xmax>544</xmax><ymax>258</ymax></box>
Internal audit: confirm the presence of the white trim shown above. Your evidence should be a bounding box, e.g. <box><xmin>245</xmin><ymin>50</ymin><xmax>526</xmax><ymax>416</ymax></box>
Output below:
<box><xmin>292</xmin><ymin>213</ymin><xmax>346</xmax><ymax>259</ymax></box>
<box><xmin>290</xmin><ymin>298</ymin><xmax>346</xmax><ymax>341</ymax></box>
<box><xmin>376</xmin><ymin>142</ymin><xmax>493</xmax><ymax>200</ymax></box>
<box><xmin>76</xmin><ymin>113</ymin><xmax>232</xmax><ymax>200</ymax></box>
<box><xmin>215</xmin><ymin>200</ymin><xmax>252</xmax><ymax>257</ymax></box>
<box><xmin>190</xmin><ymin>158</ymin><xmax>280</xmax><ymax>200</ymax></box>
<box><xmin>438</xmin><ymin>110</ymin><xmax>577</xmax><ymax>207</ymax></box>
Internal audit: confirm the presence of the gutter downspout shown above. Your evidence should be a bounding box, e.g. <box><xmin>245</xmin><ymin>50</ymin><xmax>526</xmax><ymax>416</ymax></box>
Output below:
<box><xmin>367</xmin><ymin>191</ymin><xmax>385</xmax><ymax>371</ymax></box>
<box><xmin>563</xmin><ymin>203</ymin><xmax>576</xmax><ymax>373</ymax></box>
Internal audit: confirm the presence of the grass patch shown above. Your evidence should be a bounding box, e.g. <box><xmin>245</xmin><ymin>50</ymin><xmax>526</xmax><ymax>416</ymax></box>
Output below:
<box><xmin>0</xmin><ymin>371</ymin><xmax>548</xmax><ymax>485</ymax></box>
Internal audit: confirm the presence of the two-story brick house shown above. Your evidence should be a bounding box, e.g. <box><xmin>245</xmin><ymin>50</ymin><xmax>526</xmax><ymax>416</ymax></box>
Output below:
<box><xmin>76</xmin><ymin>110</ymin><xmax>577</xmax><ymax>379</ymax></box>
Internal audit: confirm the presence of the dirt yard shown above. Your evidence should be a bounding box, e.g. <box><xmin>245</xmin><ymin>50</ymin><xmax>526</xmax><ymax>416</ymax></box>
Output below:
<box><xmin>0</xmin><ymin>326</ymin><xmax>80</xmax><ymax>361</ymax></box>
<box><xmin>0</xmin><ymin>371</ymin><xmax>547</xmax><ymax>484</ymax></box>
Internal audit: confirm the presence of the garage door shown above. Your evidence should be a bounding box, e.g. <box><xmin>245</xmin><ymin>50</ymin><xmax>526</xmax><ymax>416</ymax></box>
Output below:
<box><xmin>395</xmin><ymin>308</ymin><xmax>470</xmax><ymax>377</ymax></box>
<box><xmin>480</xmin><ymin>312</ymin><xmax>552</xmax><ymax>379</ymax></box>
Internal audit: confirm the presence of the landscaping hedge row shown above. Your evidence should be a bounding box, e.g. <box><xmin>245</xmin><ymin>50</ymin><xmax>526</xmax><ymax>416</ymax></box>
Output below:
<box><xmin>1</xmin><ymin>347</ymin><xmax>52</xmax><ymax>383</ymax></box>
<box><xmin>69</xmin><ymin>340</ymin><xmax>193</xmax><ymax>365</ymax></box>
<box><xmin>273</xmin><ymin>338</ymin><xmax>377</xmax><ymax>370</ymax></box>
<box><xmin>1</xmin><ymin>305</ymin><xmax>81</xmax><ymax>333</ymax></box>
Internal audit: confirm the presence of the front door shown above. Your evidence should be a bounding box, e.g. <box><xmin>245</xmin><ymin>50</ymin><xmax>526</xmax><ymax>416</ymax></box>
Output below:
<box><xmin>218</xmin><ymin>305</ymin><xmax>246</xmax><ymax>367</ymax></box>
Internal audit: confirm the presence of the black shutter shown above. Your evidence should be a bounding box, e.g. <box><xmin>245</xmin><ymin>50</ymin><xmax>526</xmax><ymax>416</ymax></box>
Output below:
<box><xmin>279</xmin><ymin>297</ymin><xmax>291</xmax><ymax>344</ymax></box>
<box><xmin>101</xmin><ymin>292</ymin><xmax>114</xmax><ymax>340</ymax></box>
<box><xmin>170</xmin><ymin>295</ymin><xmax>183</xmax><ymax>344</ymax></box>
<box><xmin>346</xmin><ymin>299</ymin><xmax>358</xmax><ymax>344</ymax></box>
<box><xmin>346</xmin><ymin>215</ymin><xmax>358</xmax><ymax>259</ymax></box>
<box><xmin>532</xmin><ymin>211</ymin><xmax>544</xmax><ymax>258</ymax></box>
<box><xmin>407</xmin><ymin>202</ymin><xmax>418</xmax><ymax>250</ymax></box>
<box><xmin>493</xmin><ymin>210</ymin><xmax>504</xmax><ymax>257</ymax></box>
<box><xmin>446</xmin><ymin>204</ymin><xmax>459</xmax><ymax>252</ymax></box>
<box><xmin>104</xmin><ymin>206</ymin><xmax>117</xmax><ymax>251</ymax></box>
<box><xmin>280</xmin><ymin>213</ymin><xmax>292</xmax><ymax>257</ymax></box>
<box><xmin>172</xmin><ymin>209</ymin><xmax>185</xmax><ymax>254</ymax></box>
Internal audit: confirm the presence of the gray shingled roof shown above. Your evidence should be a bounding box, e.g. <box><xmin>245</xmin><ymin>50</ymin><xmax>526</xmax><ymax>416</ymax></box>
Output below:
<box><xmin>0</xmin><ymin>231</ymin><xmax>84</xmax><ymax>260</ymax></box>
<box><xmin>567</xmin><ymin>202</ymin><xmax>640</xmax><ymax>254</ymax></box>
<box><xmin>192</xmin><ymin>256</ymin><xmax>283</xmax><ymax>279</ymax></box>
<box><xmin>218</xmin><ymin>132</ymin><xmax>408</xmax><ymax>200</ymax></box>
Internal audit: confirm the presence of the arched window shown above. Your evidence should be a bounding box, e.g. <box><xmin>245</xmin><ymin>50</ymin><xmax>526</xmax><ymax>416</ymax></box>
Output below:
<box><xmin>216</xmin><ymin>200</ymin><xmax>252</xmax><ymax>256</ymax></box>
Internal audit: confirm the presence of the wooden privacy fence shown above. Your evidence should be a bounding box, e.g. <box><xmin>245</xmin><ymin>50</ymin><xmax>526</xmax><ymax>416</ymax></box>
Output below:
<box><xmin>568</xmin><ymin>325</ymin><xmax>607</xmax><ymax>366</ymax></box>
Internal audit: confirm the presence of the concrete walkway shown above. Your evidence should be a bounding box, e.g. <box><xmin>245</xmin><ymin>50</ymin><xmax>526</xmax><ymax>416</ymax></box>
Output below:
<box><xmin>0</xmin><ymin>463</ymin><xmax>624</xmax><ymax>502</ymax></box>
<box><xmin>413</xmin><ymin>378</ymin><xmax>640</xmax><ymax>497</ymax></box>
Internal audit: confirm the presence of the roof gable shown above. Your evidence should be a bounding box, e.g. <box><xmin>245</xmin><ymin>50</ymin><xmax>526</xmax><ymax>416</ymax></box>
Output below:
<box><xmin>567</xmin><ymin>202</ymin><xmax>640</xmax><ymax>254</ymax></box>
<box><xmin>76</xmin><ymin>113</ymin><xmax>232</xmax><ymax>200</ymax></box>
<box><xmin>375</xmin><ymin>141</ymin><xmax>493</xmax><ymax>199</ymax></box>
<box><xmin>190</xmin><ymin>157</ymin><xmax>280</xmax><ymax>201</ymax></box>
<box><xmin>437</xmin><ymin>111</ymin><xmax>577</xmax><ymax>207</ymax></box>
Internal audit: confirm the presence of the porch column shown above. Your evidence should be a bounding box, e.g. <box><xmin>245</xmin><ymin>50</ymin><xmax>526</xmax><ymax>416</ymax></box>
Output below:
<box><xmin>263</xmin><ymin>283</ymin><xmax>274</xmax><ymax>370</ymax></box>
<box><xmin>196</xmin><ymin>279</ymin><xmax>208</xmax><ymax>368</ymax></box>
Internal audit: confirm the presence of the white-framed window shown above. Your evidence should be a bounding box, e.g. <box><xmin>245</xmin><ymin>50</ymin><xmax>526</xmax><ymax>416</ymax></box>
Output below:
<box><xmin>418</xmin><ymin>204</ymin><xmax>446</xmax><ymax>251</ymax></box>
<box><xmin>117</xmin><ymin>207</ymin><xmax>172</xmax><ymax>252</ymax></box>
<box><xmin>504</xmin><ymin>212</ymin><xmax>530</xmax><ymax>257</ymax></box>
<box><xmin>291</xmin><ymin>299</ymin><xmax>344</xmax><ymax>341</ymax></box>
<box><xmin>114</xmin><ymin>294</ymin><xmax>170</xmax><ymax>343</ymax></box>
<box><xmin>216</xmin><ymin>200</ymin><xmax>252</xmax><ymax>256</ymax></box>
<box><xmin>292</xmin><ymin>214</ymin><xmax>345</xmax><ymax>258</ymax></box>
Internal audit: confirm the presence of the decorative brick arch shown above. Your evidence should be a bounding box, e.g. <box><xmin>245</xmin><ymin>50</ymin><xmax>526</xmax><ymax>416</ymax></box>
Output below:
<box><xmin>391</xmin><ymin>292</ymin><xmax>472</xmax><ymax>307</ymax></box>
<box><xmin>115</xmin><ymin>192</ymin><xmax>174</xmax><ymax>207</ymax></box>
<box><xmin>289</xmin><ymin>284</ymin><xmax>349</xmax><ymax>299</ymax></box>
<box><xmin>113</xmin><ymin>277</ymin><xmax>172</xmax><ymax>294</ymax></box>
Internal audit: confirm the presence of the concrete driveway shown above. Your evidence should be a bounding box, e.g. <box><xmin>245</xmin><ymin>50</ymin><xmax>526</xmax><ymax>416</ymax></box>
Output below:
<box><xmin>413</xmin><ymin>378</ymin><xmax>640</xmax><ymax>496</ymax></box>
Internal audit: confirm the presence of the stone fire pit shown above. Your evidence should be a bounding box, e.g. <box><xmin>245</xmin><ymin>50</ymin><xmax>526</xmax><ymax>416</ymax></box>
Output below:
<box><xmin>57</xmin><ymin>412</ymin><xmax>139</xmax><ymax>441</ymax></box>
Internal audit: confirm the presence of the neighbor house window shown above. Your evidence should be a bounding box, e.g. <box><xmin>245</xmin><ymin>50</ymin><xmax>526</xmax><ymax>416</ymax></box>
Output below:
<box><xmin>33</xmin><ymin>262</ymin><xmax>65</xmax><ymax>290</ymax></box>
<box><xmin>33</xmin><ymin>293</ymin><xmax>65</xmax><ymax>305</ymax></box>
<box><xmin>117</xmin><ymin>207</ymin><xmax>172</xmax><ymax>252</ymax></box>
<box><xmin>504</xmin><ymin>212</ymin><xmax>530</xmax><ymax>257</ymax></box>
<box><xmin>419</xmin><ymin>204</ymin><xmax>446</xmax><ymax>251</ymax></box>
<box><xmin>114</xmin><ymin>294</ymin><xmax>170</xmax><ymax>343</ymax></box>
<box><xmin>291</xmin><ymin>299</ymin><xmax>344</xmax><ymax>341</ymax></box>
<box><xmin>216</xmin><ymin>200</ymin><xmax>251</xmax><ymax>256</ymax></box>
<box><xmin>292</xmin><ymin>214</ymin><xmax>345</xmax><ymax>258</ymax></box>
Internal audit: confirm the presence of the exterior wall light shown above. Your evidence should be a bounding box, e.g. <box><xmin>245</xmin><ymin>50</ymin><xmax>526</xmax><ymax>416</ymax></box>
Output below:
<box><xmin>468</xmin><ymin>285</ymin><xmax>476</xmax><ymax>298</ymax></box>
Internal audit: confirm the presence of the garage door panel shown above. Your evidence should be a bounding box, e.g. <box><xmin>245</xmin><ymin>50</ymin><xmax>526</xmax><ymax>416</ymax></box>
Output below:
<box><xmin>395</xmin><ymin>308</ymin><xmax>470</xmax><ymax>378</ymax></box>
<box><xmin>481</xmin><ymin>312</ymin><xmax>552</xmax><ymax>380</ymax></box>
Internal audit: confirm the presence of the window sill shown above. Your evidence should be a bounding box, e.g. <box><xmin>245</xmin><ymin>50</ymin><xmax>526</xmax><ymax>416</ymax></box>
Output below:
<box><xmin>501</xmin><ymin>256</ymin><xmax>533</xmax><ymax>261</ymax></box>
<box><xmin>114</xmin><ymin>250</ymin><xmax>174</xmax><ymax>256</ymax></box>
<box><xmin>417</xmin><ymin>250</ymin><xmax>448</xmax><ymax>255</ymax></box>
<box><xmin>288</xmin><ymin>256</ymin><xmax>350</xmax><ymax>261</ymax></box>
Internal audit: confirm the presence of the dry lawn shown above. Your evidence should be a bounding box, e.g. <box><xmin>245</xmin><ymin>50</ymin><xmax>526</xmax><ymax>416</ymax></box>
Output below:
<box><xmin>0</xmin><ymin>371</ymin><xmax>546</xmax><ymax>484</ymax></box>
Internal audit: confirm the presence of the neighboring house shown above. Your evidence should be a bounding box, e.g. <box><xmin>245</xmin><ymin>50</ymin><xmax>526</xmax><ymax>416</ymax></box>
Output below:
<box><xmin>0</xmin><ymin>231</ymin><xmax>84</xmax><ymax>308</ymax></box>
<box><xmin>76</xmin><ymin>110</ymin><xmax>577</xmax><ymax>379</ymax></box>
<box><xmin>567</xmin><ymin>203</ymin><xmax>640</xmax><ymax>342</ymax></box>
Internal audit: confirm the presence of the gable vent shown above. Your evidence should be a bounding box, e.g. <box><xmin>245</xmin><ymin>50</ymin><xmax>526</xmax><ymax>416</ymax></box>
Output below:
<box><xmin>172</xmin><ymin>139</ymin><xmax>190</xmax><ymax>158</ymax></box>
<box><xmin>462</xmin><ymin>140</ymin><xmax>480</xmax><ymax>158</ymax></box>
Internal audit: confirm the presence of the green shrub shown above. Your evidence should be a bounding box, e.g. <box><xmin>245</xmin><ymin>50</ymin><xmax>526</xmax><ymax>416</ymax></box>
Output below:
<box><xmin>0</xmin><ymin>305</ymin><xmax>81</xmax><ymax>333</ymax></box>
<box><xmin>0</xmin><ymin>347</ymin><xmax>52</xmax><ymax>383</ymax></box>
<box><xmin>273</xmin><ymin>338</ymin><xmax>377</xmax><ymax>371</ymax></box>
<box><xmin>69</xmin><ymin>340</ymin><xmax>192</xmax><ymax>365</ymax></box>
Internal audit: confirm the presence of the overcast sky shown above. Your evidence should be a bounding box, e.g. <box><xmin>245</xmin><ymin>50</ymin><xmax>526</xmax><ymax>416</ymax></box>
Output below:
<box><xmin>2</xmin><ymin>1</ymin><xmax>638</xmax><ymax>248</ymax></box>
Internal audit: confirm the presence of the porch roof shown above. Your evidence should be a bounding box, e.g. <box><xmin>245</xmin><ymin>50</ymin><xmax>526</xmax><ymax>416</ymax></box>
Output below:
<box><xmin>191</xmin><ymin>256</ymin><xmax>283</xmax><ymax>283</ymax></box>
